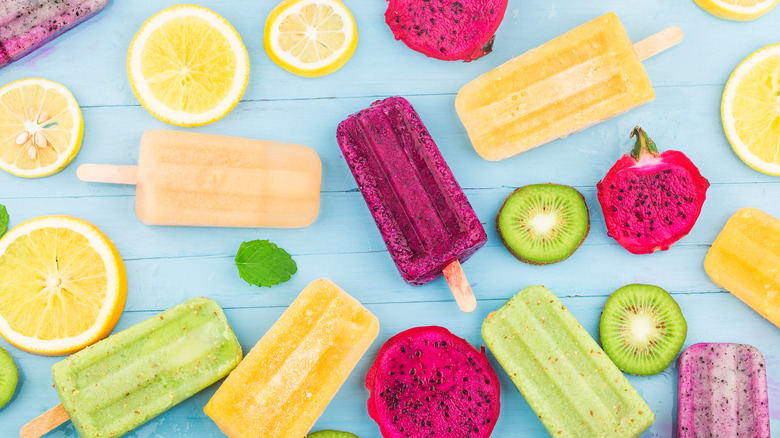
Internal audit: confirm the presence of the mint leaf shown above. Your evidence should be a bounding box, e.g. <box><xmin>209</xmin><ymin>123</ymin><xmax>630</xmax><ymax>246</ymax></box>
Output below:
<box><xmin>0</xmin><ymin>205</ymin><xmax>7</xmax><ymax>238</ymax></box>
<box><xmin>235</xmin><ymin>240</ymin><xmax>297</xmax><ymax>288</ymax></box>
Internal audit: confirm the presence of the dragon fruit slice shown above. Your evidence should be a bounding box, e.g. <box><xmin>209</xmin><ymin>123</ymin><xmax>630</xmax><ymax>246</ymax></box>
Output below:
<box><xmin>385</xmin><ymin>0</ymin><xmax>508</xmax><ymax>61</ymax></box>
<box><xmin>597</xmin><ymin>127</ymin><xmax>709</xmax><ymax>254</ymax></box>
<box><xmin>366</xmin><ymin>326</ymin><xmax>500</xmax><ymax>438</ymax></box>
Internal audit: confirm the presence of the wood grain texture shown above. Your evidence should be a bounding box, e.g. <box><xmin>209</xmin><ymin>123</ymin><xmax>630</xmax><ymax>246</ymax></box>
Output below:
<box><xmin>0</xmin><ymin>0</ymin><xmax>778</xmax><ymax>437</ymax></box>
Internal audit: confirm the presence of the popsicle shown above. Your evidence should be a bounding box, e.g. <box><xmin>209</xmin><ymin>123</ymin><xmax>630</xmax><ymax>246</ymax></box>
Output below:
<box><xmin>482</xmin><ymin>285</ymin><xmax>655</xmax><ymax>437</ymax></box>
<box><xmin>704</xmin><ymin>207</ymin><xmax>780</xmax><ymax>328</ymax></box>
<box><xmin>677</xmin><ymin>343</ymin><xmax>770</xmax><ymax>438</ymax></box>
<box><xmin>0</xmin><ymin>0</ymin><xmax>108</xmax><ymax>69</ymax></box>
<box><xmin>456</xmin><ymin>12</ymin><xmax>683</xmax><ymax>161</ymax></box>
<box><xmin>21</xmin><ymin>297</ymin><xmax>242</xmax><ymax>438</ymax></box>
<box><xmin>336</xmin><ymin>96</ymin><xmax>487</xmax><ymax>312</ymax></box>
<box><xmin>77</xmin><ymin>130</ymin><xmax>322</xmax><ymax>228</ymax></box>
<box><xmin>204</xmin><ymin>278</ymin><xmax>379</xmax><ymax>438</ymax></box>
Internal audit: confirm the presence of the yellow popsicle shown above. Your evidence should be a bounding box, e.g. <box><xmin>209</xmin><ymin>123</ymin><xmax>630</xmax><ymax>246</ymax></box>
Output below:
<box><xmin>204</xmin><ymin>278</ymin><xmax>379</xmax><ymax>437</ymax></box>
<box><xmin>456</xmin><ymin>12</ymin><xmax>663</xmax><ymax>161</ymax></box>
<box><xmin>704</xmin><ymin>207</ymin><xmax>780</xmax><ymax>328</ymax></box>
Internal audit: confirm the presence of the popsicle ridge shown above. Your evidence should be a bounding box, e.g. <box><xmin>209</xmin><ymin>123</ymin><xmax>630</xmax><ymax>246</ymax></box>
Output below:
<box><xmin>240</xmin><ymin>293</ymin><xmax>358</xmax><ymax>428</ymax></box>
<box><xmin>351</xmin><ymin>108</ymin><xmax>466</xmax><ymax>250</ymax></box>
<box><xmin>704</xmin><ymin>208</ymin><xmax>780</xmax><ymax>327</ymax></box>
<box><xmin>204</xmin><ymin>279</ymin><xmax>379</xmax><ymax>438</ymax></box>
<box><xmin>134</xmin><ymin>130</ymin><xmax>322</xmax><ymax>228</ymax></box>
<box><xmin>456</xmin><ymin>12</ymin><xmax>655</xmax><ymax>161</ymax></box>
<box><xmin>677</xmin><ymin>343</ymin><xmax>770</xmax><ymax>437</ymax></box>
<box><xmin>482</xmin><ymin>286</ymin><xmax>654</xmax><ymax>437</ymax></box>
<box><xmin>51</xmin><ymin>297</ymin><xmax>242</xmax><ymax>438</ymax></box>
<box><xmin>337</xmin><ymin>97</ymin><xmax>486</xmax><ymax>285</ymax></box>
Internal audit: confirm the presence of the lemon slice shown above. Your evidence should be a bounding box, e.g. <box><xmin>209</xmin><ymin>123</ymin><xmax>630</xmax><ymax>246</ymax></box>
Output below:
<box><xmin>264</xmin><ymin>0</ymin><xmax>358</xmax><ymax>77</ymax></box>
<box><xmin>127</xmin><ymin>4</ymin><xmax>250</xmax><ymax>127</ymax></box>
<box><xmin>693</xmin><ymin>0</ymin><xmax>779</xmax><ymax>20</ymax></box>
<box><xmin>0</xmin><ymin>78</ymin><xmax>83</xmax><ymax>178</ymax></box>
<box><xmin>722</xmin><ymin>43</ymin><xmax>780</xmax><ymax>176</ymax></box>
<box><xmin>0</xmin><ymin>216</ymin><xmax>127</xmax><ymax>356</ymax></box>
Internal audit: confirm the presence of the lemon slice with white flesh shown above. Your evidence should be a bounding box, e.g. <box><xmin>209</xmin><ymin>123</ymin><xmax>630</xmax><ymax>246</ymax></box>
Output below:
<box><xmin>127</xmin><ymin>4</ymin><xmax>250</xmax><ymax>127</ymax></box>
<box><xmin>0</xmin><ymin>216</ymin><xmax>127</xmax><ymax>356</ymax></box>
<box><xmin>265</xmin><ymin>0</ymin><xmax>358</xmax><ymax>77</ymax></box>
<box><xmin>693</xmin><ymin>0</ymin><xmax>778</xmax><ymax>21</ymax></box>
<box><xmin>0</xmin><ymin>78</ymin><xmax>83</xmax><ymax>178</ymax></box>
<box><xmin>722</xmin><ymin>43</ymin><xmax>780</xmax><ymax>176</ymax></box>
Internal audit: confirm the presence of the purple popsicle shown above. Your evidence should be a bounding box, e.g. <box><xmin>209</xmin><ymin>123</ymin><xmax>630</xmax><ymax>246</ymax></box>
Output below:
<box><xmin>677</xmin><ymin>343</ymin><xmax>770</xmax><ymax>438</ymax></box>
<box><xmin>337</xmin><ymin>96</ymin><xmax>487</xmax><ymax>311</ymax></box>
<box><xmin>0</xmin><ymin>0</ymin><xmax>108</xmax><ymax>69</ymax></box>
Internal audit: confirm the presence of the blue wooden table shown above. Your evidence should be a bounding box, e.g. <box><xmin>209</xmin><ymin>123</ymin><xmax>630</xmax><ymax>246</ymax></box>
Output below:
<box><xmin>1</xmin><ymin>0</ymin><xmax>779</xmax><ymax>436</ymax></box>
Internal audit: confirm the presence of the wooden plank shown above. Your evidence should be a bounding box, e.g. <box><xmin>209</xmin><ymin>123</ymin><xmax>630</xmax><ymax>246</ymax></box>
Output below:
<box><xmin>0</xmin><ymin>182</ymin><xmax>777</xmax><ymax>262</ymax></box>
<box><xmin>2</xmin><ymin>293</ymin><xmax>777</xmax><ymax>437</ymax></box>
<box><xmin>0</xmin><ymin>87</ymin><xmax>778</xmax><ymax>201</ymax></box>
<box><xmin>0</xmin><ymin>0</ymin><xmax>775</xmax><ymax>106</ymax></box>
<box><xmin>0</xmin><ymin>0</ymin><xmax>778</xmax><ymax>436</ymax></box>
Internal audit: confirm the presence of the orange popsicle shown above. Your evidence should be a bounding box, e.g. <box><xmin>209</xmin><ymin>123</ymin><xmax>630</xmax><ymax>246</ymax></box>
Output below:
<box><xmin>77</xmin><ymin>130</ymin><xmax>321</xmax><ymax>228</ymax></box>
<box><xmin>704</xmin><ymin>208</ymin><xmax>780</xmax><ymax>328</ymax></box>
<box><xmin>204</xmin><ymin>278</ymin><xmax>379</xmax><ymax>437</ymax></box>
<box><xmin>456</xmin><ymin>12</ymin><xmax>682</xmax><ymax>161</ymax></box>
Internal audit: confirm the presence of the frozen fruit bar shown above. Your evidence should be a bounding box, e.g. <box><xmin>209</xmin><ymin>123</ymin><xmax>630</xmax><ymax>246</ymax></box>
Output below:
<box><xmin>482</xmin><ymin>285</ymin><xmax>655</xmax><ymax>437</ymax></box>
<box><xmin>0</xmin><ymin>0</ymin><xmax>108</xmax><ymax>69</ymax></box>
<box><xmin>677</xmin><ymin>343</ymin><xmax>770</xmax><ymax>438</ymax></box>
<box><xmin>456</xmin><ymin>12</ymin><xmax>664</xmax><ymax>161</ymax></box>
<box><xmin>704</xmin><ymin>207</ymin><xmax>780</xmax><ymax>328</ymax></box>
<box><xmin>51</xmin><ymin>298</ymin><xmax>242</xmax><ymax>438</ymax></box>
<box><xmin>336</xmin><ymin>97</ymin><xmax>487</xmax><ymax>286</ymax></box>
<box><xmin>78</xmin><ymin>130</ymin><xmax>322</xmax><ymax>228</ymax></box>
<box><xmin>204</xmin><ymin>278</ymin><xmax>379</xmax><ymax>438</ymax></box>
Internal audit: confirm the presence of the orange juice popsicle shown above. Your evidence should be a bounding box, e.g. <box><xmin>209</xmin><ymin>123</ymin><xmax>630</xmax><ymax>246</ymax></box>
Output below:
<box><xmin>77</xmin><ymin>130</ymin><xmax>321</xmax><ymax>228</ymax></box>
<box><xmin>204</xmin><ymin>278</ymin><xmax>379</xmax><ymax>438</ymax></box>
<box><xmin>704</xmin><ymin>207</ymin><xmax>780</xmax><ymax>328</ymax></box>
<box><xmin>456</xmin><ymin>12</ymin><xmax>682</xmax><ymax>161</ymax></box>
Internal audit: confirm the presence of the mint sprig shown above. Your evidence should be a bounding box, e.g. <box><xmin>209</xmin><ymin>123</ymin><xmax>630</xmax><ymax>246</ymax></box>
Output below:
<box><xmin>0</xmin><ymin>205</ymin><xmax>7</xmax><ymax>238</ymax></box>
<box><xmin>235</xmin><ymin>239</ymin><xmax>297</xmax><ymax>288</ymax></box>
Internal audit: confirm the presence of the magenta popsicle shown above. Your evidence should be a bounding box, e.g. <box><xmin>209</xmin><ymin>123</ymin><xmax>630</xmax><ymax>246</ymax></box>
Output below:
<box><xmin>337</xmin><ymin>96</ymin><xmax>486</xmax><ymax>312</ymax></box>
<box><xmin>677</xmin><ymin>343</ymin><xmax>770</xmax><ymax>438</ymax></box>
<box><xmin>0</xmin><ymin>0</ymin><xmax>108</xmax><ymax>69</ymax></box>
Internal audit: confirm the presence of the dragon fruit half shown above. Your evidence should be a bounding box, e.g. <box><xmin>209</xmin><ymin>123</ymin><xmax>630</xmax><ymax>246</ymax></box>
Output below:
<box><xmin>597</xmin><ymin>127</ymin><xmax>709</xmax><ymax>254</ymax></box>
<box><xmin>366</xmin><ymin>326</ymin><xmax>501</xmax><ymax>438</ymax></box>
<box><xmin>385</xmin><ymin>0</ymin><xmax>508</xmax><ymax>61</ymax></box>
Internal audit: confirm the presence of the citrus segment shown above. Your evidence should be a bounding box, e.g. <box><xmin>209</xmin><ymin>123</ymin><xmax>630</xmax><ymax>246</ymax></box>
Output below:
<box><xmin>265</xmin><ymin>0</ymin><xmax>358</xmax><ymax>77</ymax></box>
<box><xmin>0</xmin><ymin>78</ymin><xmax>83</xmax><ymax>178</ymax></box>
<box><xmin>722</xmin><ymin>43</ymin><xmax>780</xmax><ymax>175</ymax></box>
<box><xmin>693</xmin><ymin>0</ymin><xmax>778</xmax><ymax>20</ymax></box>
<box><xmin>128</xmin><ymin>5</ymin><xmax>249</xmax><ymax>127</ymax></box>
<box><xmin>0</xmin><ymin>216</ymin><xmax>126</xmax><ymax>356</ymax></box>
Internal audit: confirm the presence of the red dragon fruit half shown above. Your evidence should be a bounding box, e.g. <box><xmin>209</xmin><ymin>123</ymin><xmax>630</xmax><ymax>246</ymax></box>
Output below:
<box><xmin>385</xmin><ymin>0</ymin><xmax>508</xmax><ymax>61</ymax></box>
<box><xmin>597</xmin><ymin>127</ymin><xmax>710</xmax><ymax>254</ymax></box>
<box><xmin>366</xmin><ymin>326</ymin><xmax>501</xmax><ymax>438</ymax></box>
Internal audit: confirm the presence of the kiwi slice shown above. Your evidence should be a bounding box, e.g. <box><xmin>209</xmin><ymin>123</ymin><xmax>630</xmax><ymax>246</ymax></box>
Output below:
<box><xmin>0</xmin><ymin>346</ymin><xmax>18</xmax><ymax>409</ymax></box>
<box><xmin>307</xmin><ymin>431</ymin><xmax>358</xmax><ymax>438</ymax></box>
<box><xmin>496</xmin><ymin>183</ymin><xmax>590</xmax><ymax>264</ymax></box>
<box><xmin>600</xmin><ymin>284</ymin><xmax>687</xmax><ymax>375</ymax></box>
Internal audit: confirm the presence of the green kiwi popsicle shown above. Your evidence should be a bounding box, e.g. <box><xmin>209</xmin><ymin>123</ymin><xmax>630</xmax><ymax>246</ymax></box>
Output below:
<box><xmin>481</xmin><ymin>286</ymin><xmax>654</xmax><ymax>438</ymax></box>
<box><xmin>32</xmin><ymin>298</ymin><xmax>243</xmax><ymax>438</ymax></box>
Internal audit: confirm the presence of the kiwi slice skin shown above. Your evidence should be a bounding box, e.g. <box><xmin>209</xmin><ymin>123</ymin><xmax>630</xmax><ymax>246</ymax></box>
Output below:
<box><xmin>496</xmin><ymin>183</ymin><xmax>590</xmax><ymax>265</ymax></box>
<box><xmin>600</xmin><ymin>284</ymin><xmax>687</xmax><ymax>376</ymax></box>
<box><xmin>0</xmin><ymin>346</ymin><xmax>18</xmax><ymax>409</ymax></box>
<box><xmin>307</xmin><ymin>431</ymin><xmax>359</xmax><ymax>438</ymax></box>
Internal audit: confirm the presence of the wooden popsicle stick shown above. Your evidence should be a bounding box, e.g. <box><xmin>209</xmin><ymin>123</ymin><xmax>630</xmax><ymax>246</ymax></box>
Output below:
<box><xmin>633</xmin><ymin>26</ymin><xmax>683</xmax><ymax>61</ymax></box>
<box><xmin>77</xmin><ymin>164</ymin><xmax>139</xmax><ymax>185</ymax></box>
<box><xmin>20</xmin><ymin>404</ymin><xmax>69</xmax><ymax>438</ymax></box>
<box><xmin>442</xmin><ymin>259</ymin><xmax>477</xmax><ymax>313</ymax></box>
